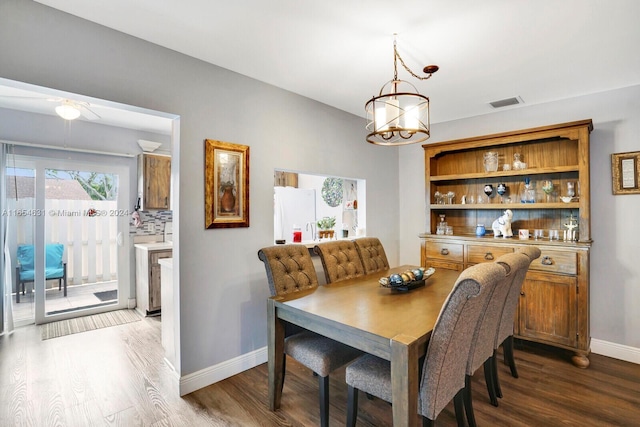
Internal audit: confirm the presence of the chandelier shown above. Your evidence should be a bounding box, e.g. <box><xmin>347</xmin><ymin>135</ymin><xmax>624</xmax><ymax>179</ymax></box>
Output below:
<box><xmin>365</xmin><ymin>36</ymin><xmax>438</xmax><ymax>146</ymax></box>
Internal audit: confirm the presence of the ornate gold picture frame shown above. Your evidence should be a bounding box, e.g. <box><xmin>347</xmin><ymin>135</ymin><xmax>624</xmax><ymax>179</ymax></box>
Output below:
<box><xmin>205</xmin><ymin>139</ymin><xmax>250</xmax><ymax>228</ymax></box>
<box><xmin>612</xmin><ymin>151</ymin><xmax>640</xmax><ymax>195</ymax></box>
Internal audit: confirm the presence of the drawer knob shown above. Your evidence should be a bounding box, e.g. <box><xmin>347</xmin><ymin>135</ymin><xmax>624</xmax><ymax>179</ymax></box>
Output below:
<box><xmin>541</xmin><ymin>256</ymin><xmax>554</xmax><ymax>266</ymax></box>
<box><xmin>441</xmin><ymin>248</ymin><xmax>450</xmax><ymax>256</ymax></box>
<box><xmin>484</xmin><ymin>252</ymin><xmax>494</xmax><ymax>260</ymax></box>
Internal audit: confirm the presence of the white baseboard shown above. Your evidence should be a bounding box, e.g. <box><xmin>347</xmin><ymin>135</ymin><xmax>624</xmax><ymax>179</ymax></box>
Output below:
<box><xmin>591</xmin><ymin>338</ymin><xmax>640</xmax><ymax>365</ymax></box>
<box><xmin>178</xmin><ymin>346</ymin><xmax>267</xmax><ymax>396</ymax></box>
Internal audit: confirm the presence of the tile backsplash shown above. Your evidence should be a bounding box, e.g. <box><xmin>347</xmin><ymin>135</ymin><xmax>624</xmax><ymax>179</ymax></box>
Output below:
<box><xmin>130</xmin><ymin>210</ymin><xmax>173</xmax><ymax>240</ymax></box>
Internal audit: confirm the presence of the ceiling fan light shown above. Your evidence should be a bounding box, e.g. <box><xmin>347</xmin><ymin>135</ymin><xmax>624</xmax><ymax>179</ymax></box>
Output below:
<box><xmin>55</xmin><ymin>103</ymin><xmax>81</xmax><ymax>120</ymax></box>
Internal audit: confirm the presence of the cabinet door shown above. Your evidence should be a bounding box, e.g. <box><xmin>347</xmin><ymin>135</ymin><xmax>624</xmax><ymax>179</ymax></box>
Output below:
<box><xmin>149</xmin><ymin>250</ymin><xmax>172</xmax><ymax>311</ymax></box>
<box><xmin>517</xmin><ymin>270</ymin><xmax>577</xmax><ymax>347</ymax></box>
<box><xmin>143</xmin><ymin>155</ymin><xmax>171</xmax><ymax>209</ymax></box>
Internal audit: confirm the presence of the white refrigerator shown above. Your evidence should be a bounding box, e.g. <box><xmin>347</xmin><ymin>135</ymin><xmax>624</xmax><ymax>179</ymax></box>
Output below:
<box><xmin>274</xmin><ymin>187</ymin><xmax>316</xmax><ymax>242</ymax></box>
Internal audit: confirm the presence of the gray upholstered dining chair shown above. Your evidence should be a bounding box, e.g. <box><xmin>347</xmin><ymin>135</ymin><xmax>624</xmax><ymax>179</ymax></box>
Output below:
<box><xmin>257</xmin><ymin>244</ymin><xmax>362</xmax><ymax>427</ymax></box>
<box><xmin>353</xmin><ymin>237</ymin><xmax>390</xmax><ymax>274</ymax></box>
<box><xmin>313</xmin><ymin>240</ymin><xmax>365</xmax><ymax>284</ymax></box>
<box><xmin>491</xmin><ymin>246</ymin><xmax>541</xmax><ymax>399</ymax></box>
<box><xmin>344</xmin><ymin>261</ymin><xmax>506</xmax><ymax>427</ymax></box>
<box><xmin>462</xmin><ymin>252</ymin><xmax>530</xmax><ymax>427</ymax></box>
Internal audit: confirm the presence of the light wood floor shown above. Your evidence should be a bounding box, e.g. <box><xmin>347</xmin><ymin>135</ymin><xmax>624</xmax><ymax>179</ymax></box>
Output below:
<box><xmin>1</xmin><ymin>316</ymin><xmax>638</xmax><ymax>426</ymax></box>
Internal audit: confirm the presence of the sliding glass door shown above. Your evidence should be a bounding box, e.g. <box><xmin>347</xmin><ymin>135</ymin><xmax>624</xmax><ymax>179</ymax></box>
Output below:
<box><xmin>8</xmin><ymin>155</ymin><xmax>130</xmax><ymax>324</ymax></box>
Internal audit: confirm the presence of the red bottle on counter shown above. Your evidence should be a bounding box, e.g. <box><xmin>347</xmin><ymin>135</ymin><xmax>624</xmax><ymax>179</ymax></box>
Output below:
<box><xmin>292</xmin><ymin>225</ymin><xmax>302</xmax><ymax>243</ymax></box>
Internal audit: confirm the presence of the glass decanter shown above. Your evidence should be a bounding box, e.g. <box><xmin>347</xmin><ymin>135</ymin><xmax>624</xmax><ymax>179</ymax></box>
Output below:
<box><xmin>513</xmin><ymin>153</ymin><xmax>525</xmax><ymax>170</ymax></box>
<box><xmin>521</xmin><ymin>177</ymin><xmax>536</xmax><ymax>203</ymax></box>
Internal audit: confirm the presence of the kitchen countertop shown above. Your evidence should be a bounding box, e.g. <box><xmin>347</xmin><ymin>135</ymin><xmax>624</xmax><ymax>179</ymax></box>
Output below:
<box><xmin>134</xmin><ymin>242</ymin><xmax>173</xmax><ymax>251</ymax></box>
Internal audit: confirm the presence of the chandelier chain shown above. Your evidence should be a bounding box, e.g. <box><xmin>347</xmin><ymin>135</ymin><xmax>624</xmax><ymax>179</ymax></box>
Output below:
<box><xmin>393</xmin><ymin>41</ymin><xmax>433</xmax><ymax>81</ymax></box>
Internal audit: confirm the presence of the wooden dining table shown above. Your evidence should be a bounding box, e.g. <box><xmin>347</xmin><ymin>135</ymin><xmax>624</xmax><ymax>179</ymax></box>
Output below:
<box><xmin>267</xmin><ymin>265</ymin><xmax>461</xmax><ymax>427</ymax></box>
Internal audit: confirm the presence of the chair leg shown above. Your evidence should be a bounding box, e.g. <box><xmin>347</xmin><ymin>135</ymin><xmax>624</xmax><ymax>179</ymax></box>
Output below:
<box><xmin>453</xmin><ymin>388</ymin><xmax>466</xmax><ymax>427</ymax></box>
<box><xmin>15</xmin><ymin>267</ymin><xmax>20</xmax><ymax>303</ymax></box>
<box><xmin>492</xmin><ymin>351</ymin><xmax>503</xmax><ymax>399</ymax></box>
<box><xmin>483</xmin><ymin>357</ymin><xmax>498</xmax><ymax>407</ymax></box>
<box><xmin>318</xmin><ymin>375</ymin><xmax>329</xmax><ymax>427</ymax></box>
<box><xmin>503</xmin><ymin>336</ymin><xmax>519</xmax><ymax>378</ymax></box>
<box><xmin>281</xmin><ymin>355</ymin><xmax>286</xmax><ymax>395</ymax></box>
<box><xmin>62</xmin><ymin>263</ymin><xmax>67</xmax><ymax>297</ymax></box>
<box><xmin>464</xmin><ymin>375</ymin><xmax>477</xmax><ymax>427</ymax></box>
<box><xmin>346</xmin><ymin>385</ymin><xmax>358</xmax><ymax>427</ymax></box>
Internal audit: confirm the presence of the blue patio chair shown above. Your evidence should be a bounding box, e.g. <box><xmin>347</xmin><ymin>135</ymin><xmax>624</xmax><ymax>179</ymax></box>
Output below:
<box><xmin>15</xmin><ymin>244</ymin><xmax>67</xmax><ymax>303</ymax></box>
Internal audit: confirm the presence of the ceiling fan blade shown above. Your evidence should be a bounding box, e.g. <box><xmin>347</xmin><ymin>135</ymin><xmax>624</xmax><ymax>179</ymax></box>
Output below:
<box><xmin>79</xmin><ymin>103</ymin><xmax>101</xmax><ymax>120</ymax></box>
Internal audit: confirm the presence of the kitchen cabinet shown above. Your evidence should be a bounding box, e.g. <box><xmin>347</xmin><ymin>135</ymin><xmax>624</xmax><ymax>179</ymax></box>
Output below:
<box><xmin>135</xmin><ymin>243</ymin><xmax>172</xmax><ymax>316</ymax></box>
<box><xmin>420</xmin><ymin>119</ymin><xmax>593</xmax><ymax>367</ymax></box>
<box><xmin>138</xmin><ymin>153</ymin><xmax>171</xmax><ymax>210</ymax></box>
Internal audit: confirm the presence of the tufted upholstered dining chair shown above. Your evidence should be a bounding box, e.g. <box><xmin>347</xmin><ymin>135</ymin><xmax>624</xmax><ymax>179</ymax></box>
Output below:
<box><xmin>257</xmin><ymin>244</ymin><xmax>362</xmax><ymax>427</ymax></box>
<box><xmin>313</xmin><ymin>240</ymin><xmax>366</xmax><ymax>284</ymax></box>
<box><xmin>353</xmin><ymin>237</ymin><xmax>390</xmax><ymax>274</ymax></box>
<box><xmin>491</xmin><ymin>246</ymin><xmax>541</xmax><ymax>400</ymax></box>
<box><xmin>344</xmin><ymin>261</ymin><xmax>506</xmax><ymax>427</ymax></box>
<box><xmin>462</xmin><ymin>252</ymin><xmax>530</xmax><ymax>427</ymax></box>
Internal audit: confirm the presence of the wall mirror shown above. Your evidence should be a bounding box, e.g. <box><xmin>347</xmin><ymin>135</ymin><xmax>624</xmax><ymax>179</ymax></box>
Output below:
<box><xmin>273</xmin><ymin>170</ymin><xmax>366</xmax><ymax>243</ymax></box>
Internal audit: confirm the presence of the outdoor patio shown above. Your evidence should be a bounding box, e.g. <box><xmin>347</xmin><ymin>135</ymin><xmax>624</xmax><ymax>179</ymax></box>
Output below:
<box><xmin>12</xmin><ymin>280</ymin><xmax>119</xmax><ymax>322</ymax></box>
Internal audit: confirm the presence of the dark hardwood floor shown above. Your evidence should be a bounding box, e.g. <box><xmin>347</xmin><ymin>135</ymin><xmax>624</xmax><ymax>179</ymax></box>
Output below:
<box><xmin>1</xmin><ymin>315</ymin><xmax>638</xmax><ymax>426</ymax></box>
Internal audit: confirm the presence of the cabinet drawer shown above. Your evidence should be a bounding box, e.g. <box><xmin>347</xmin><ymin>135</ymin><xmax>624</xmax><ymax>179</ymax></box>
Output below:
<box><xmin>425</xmin><ymin>242</ymin><xmax>464</xmax><ymax>263</ymax></box>
<box><xmin>467</xmin><ymin>245</ymin><xmax>513</xmax><ymax>264</ymax></box>
<box><xmin>425</xmin><ymin>259</ymin><xmax>464</xmax><ymax>272</ymax></box>
<box><xmin>527</xmin><ymin>249</ymin><xmax>577</xmax><ymax>275</ymax></box>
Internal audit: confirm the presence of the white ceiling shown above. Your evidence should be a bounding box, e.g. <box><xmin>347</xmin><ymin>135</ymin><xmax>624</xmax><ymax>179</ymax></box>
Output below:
<box><xmin>13</xmin><ymin>1</ymin><xmax>640</xmax><ymax>127</ymax></box>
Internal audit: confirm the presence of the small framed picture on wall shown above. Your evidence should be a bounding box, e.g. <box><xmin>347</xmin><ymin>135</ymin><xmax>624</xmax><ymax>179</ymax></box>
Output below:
<box><xmin>611</xmin><ymin>151</ymin><xmax>640</xmax><ymax>195</ymax></box>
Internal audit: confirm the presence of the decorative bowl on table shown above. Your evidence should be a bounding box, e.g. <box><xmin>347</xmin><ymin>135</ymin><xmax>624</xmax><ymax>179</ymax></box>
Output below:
<box><xmin>380</xmin><ymin>267</ymin><xmax>436</xmax><ymax>292</ymax></box>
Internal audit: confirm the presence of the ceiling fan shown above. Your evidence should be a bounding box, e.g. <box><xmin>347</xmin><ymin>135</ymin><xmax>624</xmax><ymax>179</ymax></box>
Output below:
<box><xmin>52</xmin><ymin>99</ymin><xmax>101</xmax><ymax>121</ymax></box>
<box><xmin>0</xmin><ymin>93</ymin><xmax>101</xmax><ymax>121</ymax></box>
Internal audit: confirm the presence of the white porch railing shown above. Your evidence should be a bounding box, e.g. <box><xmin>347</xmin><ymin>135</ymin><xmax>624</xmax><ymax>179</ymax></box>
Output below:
<box><xmin>10</xmin><ymin>198</ymin><xmax>118</xmax><ymax>287</ymax></box>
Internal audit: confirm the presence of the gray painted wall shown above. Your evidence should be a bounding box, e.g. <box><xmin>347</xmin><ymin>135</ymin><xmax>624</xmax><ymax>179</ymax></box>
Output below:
<box><xmin>399</xmin><ymin>86</ymin><xmax>640</xmax><ymax>349</ymax></box>
<box><xmin>0</xmin><ymin>0</ymin><xmax>401</xmax><ymax>375</ymax></box>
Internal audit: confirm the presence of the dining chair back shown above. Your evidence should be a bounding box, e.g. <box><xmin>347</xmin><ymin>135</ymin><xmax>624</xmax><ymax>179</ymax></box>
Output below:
<box><xmin>257</xmin><ymin>244</ymin><xmax>319</xmax><ymax>297</ymax></box>
<box><xmin>258</xmin><ymin>244</ymin><xmax>361</xmax><ymax>427</ymax></box>
<box><xmin>344</xmin><ymin>262</ymin><xmax>506</xmax><ymax>427</ymax></box>
<box><xmin>353</xmin><ymin>237</ymin><xmax>390</xmax><ymax>274</ymax></box>
<box><xmin>313</xmin><ymin>240</ymin><xmax>365</xmax><ymax>283</ymax></box>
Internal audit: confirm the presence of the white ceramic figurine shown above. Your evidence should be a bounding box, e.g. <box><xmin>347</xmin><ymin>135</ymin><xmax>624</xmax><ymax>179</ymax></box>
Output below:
<box><xmin>492</xmin><ymin>209</ymin><xmax>514</xmax><ymax>238</ymax></box>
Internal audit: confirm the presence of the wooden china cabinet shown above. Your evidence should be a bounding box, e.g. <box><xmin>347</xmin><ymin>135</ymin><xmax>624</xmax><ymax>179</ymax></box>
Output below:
<box><xmin>419</xmin><ymin>119</ymin><xmax>593</xmax><ymax>367</ymax></box>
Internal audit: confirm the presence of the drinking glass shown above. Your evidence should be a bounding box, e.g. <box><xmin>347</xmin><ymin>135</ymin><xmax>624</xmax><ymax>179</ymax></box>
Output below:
<box><xmin>497</xmin><ymin>183</ymin><xmax>507</xmax><ymax>203</ymax></box>
<box><xmin>542</xmin><ymin>180</ymin><xmax>554</xmax><ymax>202</ymax></box>
<box><xmin>484</xmin><ymin>184</ymin><xmax>493</xmax><ymax>198</ymax></box>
